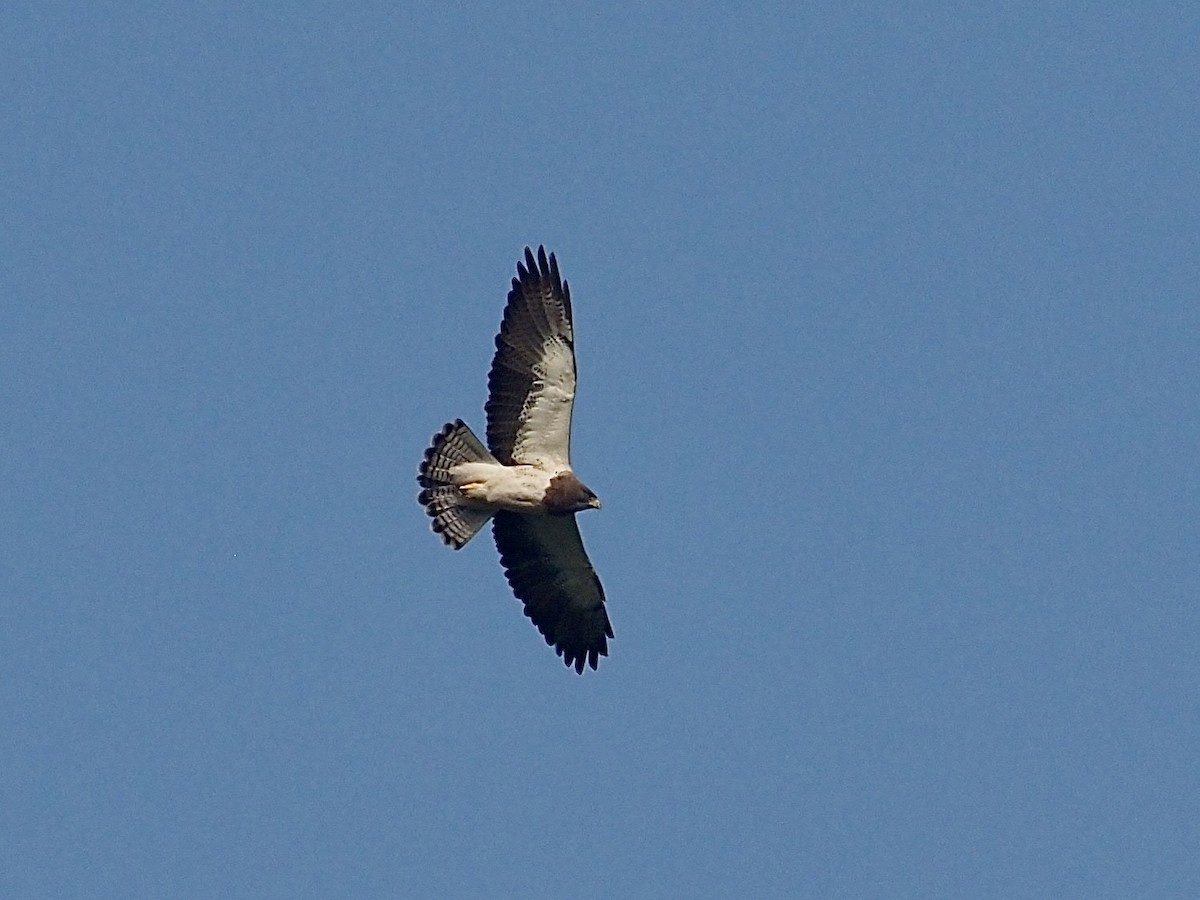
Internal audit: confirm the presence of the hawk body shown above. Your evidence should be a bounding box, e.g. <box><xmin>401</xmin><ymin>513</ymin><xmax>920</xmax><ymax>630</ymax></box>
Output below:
<box><xmin>418</xmin><ymin>247</ymin><xmax>611</xmax><ymax>673</ymax></box>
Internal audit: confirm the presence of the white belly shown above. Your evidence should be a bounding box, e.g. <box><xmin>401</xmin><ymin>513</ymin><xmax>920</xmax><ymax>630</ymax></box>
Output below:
<box><xmin>451</xmin><ymin>462</ymin><xmax>556</xmax><ymax>511</ymax></box>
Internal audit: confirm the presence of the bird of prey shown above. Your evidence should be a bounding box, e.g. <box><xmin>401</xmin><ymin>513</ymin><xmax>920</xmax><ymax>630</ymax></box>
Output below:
<box><xmin>418</xmin><ymin>246</ymin><xmax>612</xmax><ymax>673</ymax></box>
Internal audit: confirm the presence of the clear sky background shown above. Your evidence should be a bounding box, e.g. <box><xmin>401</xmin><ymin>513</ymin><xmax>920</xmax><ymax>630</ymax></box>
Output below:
<box><xmin>3</xmin><ymin>2</ymin><xmax>1198</xmax><ymax>898</ymax></box>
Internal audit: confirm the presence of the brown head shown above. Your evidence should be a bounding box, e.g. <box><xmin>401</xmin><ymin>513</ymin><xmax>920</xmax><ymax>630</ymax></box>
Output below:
<box><xmin>542</xmin><ymin>471</ymin><xmax>602</xmax><ymax>514</ymax></box>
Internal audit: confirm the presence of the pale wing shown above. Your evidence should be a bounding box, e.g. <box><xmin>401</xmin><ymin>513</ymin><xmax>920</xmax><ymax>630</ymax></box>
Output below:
<box><xmin>492</xmin><ymin>510</ymin><xmax>612</xmax><ymax>674</ymax></box>
<box><xmin>485</xmin><ymin>246</ymin><xmax>576</xmax><ymax>468</ymax></box>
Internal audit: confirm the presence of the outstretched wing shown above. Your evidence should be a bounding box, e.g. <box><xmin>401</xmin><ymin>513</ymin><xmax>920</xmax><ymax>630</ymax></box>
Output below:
<box><xmin>492</xmin><ymin>510</ymin><xmax>612</xmax><ymax>674</ymax></box>
<box><xmin>485</xmin><ymin>246</ymin><xmax>576</xmax><ymax>468</ymax></box>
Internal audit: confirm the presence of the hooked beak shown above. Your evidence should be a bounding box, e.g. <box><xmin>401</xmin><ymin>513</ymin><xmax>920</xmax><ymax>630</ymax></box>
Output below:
<box><xmin>588</xmin><ymin>496</ymin><xmax>602</xmax><ymax>509</ymax></box>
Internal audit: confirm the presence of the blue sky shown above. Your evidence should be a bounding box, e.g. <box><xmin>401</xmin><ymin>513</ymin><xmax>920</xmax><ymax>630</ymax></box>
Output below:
<box><xmin>3</xmin><ymin>2</ymin><xmax>1198</xmax><ymax>897</ymax></box>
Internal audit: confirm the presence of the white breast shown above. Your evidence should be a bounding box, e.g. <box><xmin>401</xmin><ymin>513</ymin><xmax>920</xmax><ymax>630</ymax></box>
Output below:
<box><xmin>451</xmin><ymin>461</ymin><xmax>556</xmax><ymax>511</ymax></box>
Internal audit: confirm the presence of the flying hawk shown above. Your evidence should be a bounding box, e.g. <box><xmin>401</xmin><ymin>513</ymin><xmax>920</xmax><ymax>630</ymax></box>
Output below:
<box><xmin>418</xmin><ymin>246</ymin><xmax>612</xmax><ymax>673</ymax></box>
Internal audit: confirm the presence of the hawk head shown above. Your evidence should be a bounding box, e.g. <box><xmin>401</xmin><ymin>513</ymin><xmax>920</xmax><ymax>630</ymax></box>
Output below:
<box><xmin>543</xmin><ymin>472</ymin><xmax>602</xmax><ymax>514</ymax></box>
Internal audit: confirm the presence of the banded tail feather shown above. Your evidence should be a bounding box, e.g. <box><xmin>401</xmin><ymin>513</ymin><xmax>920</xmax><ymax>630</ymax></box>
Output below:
<box><xmin>418</xmin><ymin>419</ymin><xmax>496</xmax><ymax>548</ymax></box>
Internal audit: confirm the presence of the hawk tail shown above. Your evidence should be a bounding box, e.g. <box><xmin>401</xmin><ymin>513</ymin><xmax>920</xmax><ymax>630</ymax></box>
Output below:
<box><xmin>418</xmin><ymin>419</ymin><xmax>496</xmax><ymax>548</ymax></box>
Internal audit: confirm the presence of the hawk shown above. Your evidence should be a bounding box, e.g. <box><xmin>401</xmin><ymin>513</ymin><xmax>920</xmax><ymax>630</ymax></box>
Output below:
<box><xmin>418</xmin><ymin>246</ymin><xmax>612</xmax><ymax>673</ymax></box>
